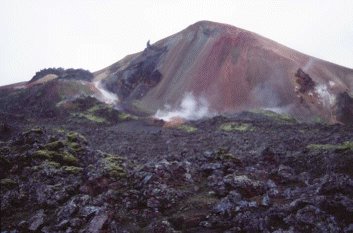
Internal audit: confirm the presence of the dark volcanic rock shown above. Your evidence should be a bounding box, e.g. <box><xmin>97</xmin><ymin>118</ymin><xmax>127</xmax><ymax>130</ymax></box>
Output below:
<box><xmin>1</xmin><ymin>21</ymin><xmax>353</xmax><ymax>233</ymax></box>
<box><xmin>103</xmin><ymin>44</ymin><xmax>167</xmax><ymax>101</ymax></box>
<box><xmin>28</xmin><ymin>209</ymin><xmax>46</xmax><ymax>232</ymax></box>
<box><xmin>295</xmin><ymin>68</ymin><xmax>316</xmax><ymax>93</ymax></box>
<box><xmin>1</xmin><ymin>113</ymin><xmax>353</xmax><ymax>232</ymax></box>
<box><xmin>86</xmin><ymin>211</ymin><xmax>109</xmax><ymax>233</ymax></box>
<box><xmin>335</xmin><ymin>92</ymin><xmax>353</xmax><ymax>125</ymax></box>
<box><xmin>223</xmin><ymin>174</ymin><xmax>265</xmax><ymax>198</ymax></box>
<box><xmin>30</xmin><ymin>67</ymin><xmax>93</xmax><ymax>82</ymax></box>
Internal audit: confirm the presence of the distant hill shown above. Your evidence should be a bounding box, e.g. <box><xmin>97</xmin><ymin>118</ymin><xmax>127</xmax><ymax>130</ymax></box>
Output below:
<box><xmin>96</xmin><ymin>21</ymin><xmax>353</xmax><ymax>124</ymax></box>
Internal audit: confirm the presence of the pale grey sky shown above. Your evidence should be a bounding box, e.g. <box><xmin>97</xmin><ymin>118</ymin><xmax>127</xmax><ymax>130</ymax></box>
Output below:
<box><xmin>0</xmin><ymin>0</ymin><xmax>352</xmax><ymax>86</ymax></box>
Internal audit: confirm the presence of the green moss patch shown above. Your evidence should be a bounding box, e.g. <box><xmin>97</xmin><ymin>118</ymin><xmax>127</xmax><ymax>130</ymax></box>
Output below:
<box><xmin>252</xmin><ymin>109</ymin><xmax>297</xmax><ymax>123</ymax></box>
<box><xmin>33</xmin><ymin>133</ymin><xmax>84</xmax><ymax>166</ymax></box>
<box><xmin>44</xmin><ymin>140</ymin><xmax>64</xmax><ymax>151</ymax></box>
<box><xmin>24</xmin><ymin>127</ymin><xmax>44</xmax><ymax>135</ymax></box>
<box><xmin>87</xmin><ymin>104</ymin><xmax>106</xmax><ymax>113</ymax></box>
<box><xmin>118</xmin><ymin>112</ymin><xmax>138</xmax><ymax>121</ymax></box>
<box><xmin>58</xmin><ymin>152</ymin><xmax>78</xmax><ymax>165</ymax></box>
<box><xmin>72</xmin><ymin>113</ymin><xmax>107</xmax><ymax>123</ymax></box>
<box><xmin>67</xmin><ymin>132</ymin><xmax>87</xmax><ymax>143</ymax></box>
<box><xmin>54</xmin><ymin>128</ymin><xmax>66</xmax><ymax>133</ymax></box>
<box><xmin>69</xmin><ymin>101</ymin><xmax>118</xmax><ymax>124</ymax></box>
<box><xmin>67</xmin><ymin>142</ymin><xmax>83</xmax><ymax>152</ymax></box>
<box><xmin>63</xmin><ymin>96</ymin><xmax>139</xmax><ymax>124</ymax></box>
<box><xmin>0</xmin><ymin>178</ymin><xmax>17</xmax><ymax>189</ymax></box>
<box><xmin>177</xmin><ymin>124</ymin><xmax>198</xmax><ymax>133</ymax></box>
<box><xmin>33</xmin><ymin>149</ymin><xmax>78</xmax><ymax>165</ymax></box>
<box><xmin>33</xmin><ymin>150</ymin><xmax>53</xmax><ymax>160</ymax></box>
<box><xmin>219</xmin><ymin>122</ymin><xmax>253</xmax><ymax>132</ymax></box>
<box><xmin>62</xmin><ymin>166</ymin><xmax>83</xmax><ymax>174</ymax></box>
<box><xmin>307</xmin><ymin>141</ymin><xmax>353</xmax><ymax>151</ymax></box>
<box><xmin>83</xmin><ymin>113</ymin><xmax>106</xmax><ymax>123</ymax></box>
<box><xmin>45</xmin><ymin>161</ymin><xmax>61</xmax><ymax>169</ymax></box>
<box><xmin>101</xmin><ymin>154</ymin><xmax>126</xmax><ymax>179</ymax></box>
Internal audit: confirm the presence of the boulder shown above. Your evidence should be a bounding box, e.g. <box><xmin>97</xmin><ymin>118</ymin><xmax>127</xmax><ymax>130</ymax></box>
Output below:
<box><xmin>28</xmin><ymin>209</ymin><xmax>46</xmax><ymax>232</ymax></box>
<box><xmin>87</xmin><ymin>211</ymin><xmax>109</xmax><ymax>233</ymax></box>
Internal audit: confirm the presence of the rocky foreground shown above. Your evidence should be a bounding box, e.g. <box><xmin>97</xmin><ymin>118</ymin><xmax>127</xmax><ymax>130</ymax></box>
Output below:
<box><xmin>1</xmin><ymin>112</ymin><xmax>353</xmax><ymax>233</ymax></box>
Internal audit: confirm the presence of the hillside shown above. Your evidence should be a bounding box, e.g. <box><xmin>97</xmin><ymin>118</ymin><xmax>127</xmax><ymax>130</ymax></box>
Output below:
<box><xmin>96</xmin><ymin>21</ymin><xmax>353</xmax><ymax>124</ymax></box>
<box><xmin>0</xmin><ymin>21</ymin><xmax>353</xmax><ymax>232</ymax></box>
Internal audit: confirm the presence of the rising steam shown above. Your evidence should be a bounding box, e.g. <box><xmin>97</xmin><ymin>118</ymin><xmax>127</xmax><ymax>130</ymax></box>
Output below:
<box><xmin>303</xmin><ymin>58</ymin><xmax>315</xmax><ymax>71</ymax></box>
<box><xmin>315</xmin><ymin>83</ymin><xmax>336</xmax><ymax>107</ymax></box>
<box><xmin>154</xmin><ymin>92</ymin><xmax>214</xmax><ymax>121</ymax></box>
<box><xmin>94</xmin><ymin>81</ymin><xmax>119</xmax><ymax>105</ymax></box>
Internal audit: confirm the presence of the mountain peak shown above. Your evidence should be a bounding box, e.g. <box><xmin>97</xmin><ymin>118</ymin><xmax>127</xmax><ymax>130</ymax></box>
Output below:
<box><xmin>188</xmin><ymin>20</ymin><xmax>240</xmax><ymax>30</ymax></box>
<box><xmin>189</xmin><ymin>20</ymin><xmax>232</xmax><ymax>28</ymax></box>
<box><xmin>183</xmin><ymin>20</ymin><xmax>245</xmax><ymax>38</ymax></box>
<box><xmin>98</xmin><ymin>21</ymin><xmax>353</xmax><ymax>124</ymax></box>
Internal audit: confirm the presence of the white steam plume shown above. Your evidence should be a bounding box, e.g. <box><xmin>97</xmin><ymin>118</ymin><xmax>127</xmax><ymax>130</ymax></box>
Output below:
<box><xmin>94</xmin><ymin>81</ymin><xmax>119</xmax><ymax>105</ymax></box>
<box><xmin>303</xmin><ymin>58</ymin><xmax>315</xmax><ymax>71</ymax></box>
<box><xmin>154</xmin><ymin>92</ymin><xmax>214</xmax><ymax>121</ymax></box>
<box><xmin>315</xmin><ymin>84</ymin><xmax>336</xmax><ymax>107</ymax></box>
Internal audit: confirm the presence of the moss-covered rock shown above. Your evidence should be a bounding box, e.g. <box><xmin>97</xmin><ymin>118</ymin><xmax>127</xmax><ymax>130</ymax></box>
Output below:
<box><xmin>54</xmin><ymin>128</ymin><xmax>66</xmax><ymax>133</ymax></box>
<box><xmin>66</xmin><ymin>98</ymin><xmax>133</xmax><ymax>124</ymax></box>
<box><xmin>44</xmin><ymin>140</ymin><xmax>64</xmax><ymax>151</ymax></box>
<box><xmin>217</xmin><ymin>151</ymin><xmax>240</xmax><ymax>162</ymax></box>
<box><xmin>55</xmin><ymin>151</ymin><xmax>78</xmax><ymax>165</ymax></box>
<box><xmin>0</xmin><ymin>178</ymin><xmax>17</xmax><ymax>189</ymax></box>
<box><xmin>307</xmin><ymin>141</ymin><xmax>353</xmax><ymax>151</ymax></box>
<box><xmin>67</xmin><ymin>142</ymin><xmax>83</xmax><ymax>152</ymax></box>
<box><xmin>101</xmin><ymin>155</ymin><xmax>126</xmax><ymax>179</ymax></box>
<box><xmin>33</xmin><ymin>149</ymin><xmax>53</xmax><ymax>160</ymax></box>
<box><xmin>67</xmin><ymin>132</ymin><xmax>87</xmax><ymax>144</ymax></box>
<box><xmin>77</xmin><ymin>113</ymin><xmax>107</xmax><ymax>123</ymax></box>
<box><xmin>23</xmin><ymin>127</ymin><xmax>44</xmax><ymax>135</ymax></box>
<box><xmin>62</xmin><ymin>166</ymin><xmax>83</xmax><ymax>174</ymax></box>
<box><xmin>87</xmin><ymin>104</ymin><xmax>106</xmax><ymax>113</ymax></box>
<box><xmin>33</xmin><ymin>149</ymin><xmax>78</xmax><ymax>165</ymax></box>
<box><xmin>177</xmin><ymin>124</ymin><xmax>197</xmax><ymax>133</ymax></box>
<box><xmin>118</xmin><ymin>112</ymin><xmax>138</xmax><ymax>121</ymax></box>
<box><xmin>219</xmin><ymin>122</ymin><xmax>253</xmax><ymax>132</ymax></box>
<box><xmin>45</xmin><ymin>161</ymin><xmax>61</xmax><ymax>169</ymax></box>
<box><xmin>252</xmin><ymin>110</ymin><xmax>297</xmax><ymax>123</ymax></box>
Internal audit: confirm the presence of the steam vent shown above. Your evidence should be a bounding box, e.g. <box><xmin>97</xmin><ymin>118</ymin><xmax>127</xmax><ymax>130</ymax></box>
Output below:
<box><xmin>1</xmin><ymin>20</ymin><xmax>353</xmax><ymax>233</ymax></box>
<box><xmin>95</xmin><ymin>21</ymin><xmax>353</xmax><ymax>124</ymax></box>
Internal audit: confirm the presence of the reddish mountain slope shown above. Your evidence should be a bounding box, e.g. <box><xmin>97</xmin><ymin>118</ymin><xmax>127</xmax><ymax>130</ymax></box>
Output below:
<box><xmin>96</xmin><ymin>21</ymin><xmax>353</xmax><ymax>123</ymax></box>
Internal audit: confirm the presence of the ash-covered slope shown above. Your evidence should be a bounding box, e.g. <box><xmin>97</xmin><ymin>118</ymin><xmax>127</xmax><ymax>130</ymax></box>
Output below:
<box><xmin>97</xmin><ymin>21</ymin><xmax>353</xmax><ymax>124</ymax></box>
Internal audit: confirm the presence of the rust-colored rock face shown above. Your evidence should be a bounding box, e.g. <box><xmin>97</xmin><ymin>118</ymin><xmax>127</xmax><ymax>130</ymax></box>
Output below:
<box><xmin>96</xmin><ymin>21</ymin><xmax>353</xmax><ymax>123</ymax></box>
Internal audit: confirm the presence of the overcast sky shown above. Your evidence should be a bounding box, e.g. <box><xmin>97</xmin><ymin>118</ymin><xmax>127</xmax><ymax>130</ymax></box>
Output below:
<box><xmin>0</xmin><ymin>0</ymin><xmax>352</xmax><ymax>86</ymax></box>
